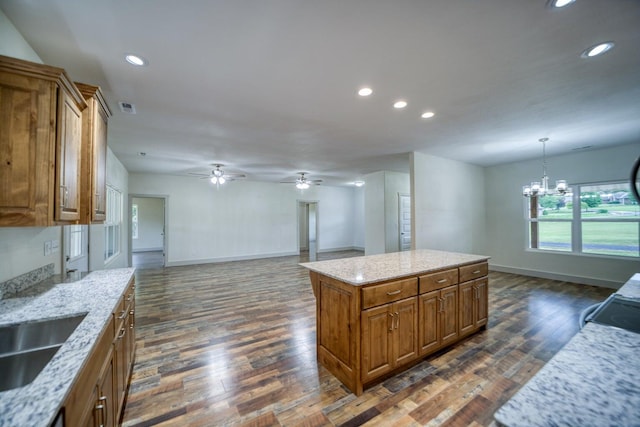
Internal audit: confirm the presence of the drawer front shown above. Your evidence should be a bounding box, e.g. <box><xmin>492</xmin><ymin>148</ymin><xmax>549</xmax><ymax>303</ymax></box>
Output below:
<box><xmin>459</xmin><ymin>262</ymin><xmax>488</xmax><ymax>282</ymax></box>
<box><xmin>362</xmin><ymin>278</ymin><xmax>417</xmax><ymax>309</ymax></box>
<box><xmin>419</xmin><ymin>268</ymin><xmax>459</xmax><ymax>294</ymax></box>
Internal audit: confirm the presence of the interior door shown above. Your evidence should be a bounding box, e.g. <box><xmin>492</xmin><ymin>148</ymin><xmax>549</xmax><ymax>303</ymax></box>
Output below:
<box><xmin>63</xmin><ymin>224</ymin><xmax>89</xmax><ymax>274</ymax></box>
<box><xmin>398</xmin><ymin>194</ymin><xmax>411</xmax><ymax>251</ymax></box>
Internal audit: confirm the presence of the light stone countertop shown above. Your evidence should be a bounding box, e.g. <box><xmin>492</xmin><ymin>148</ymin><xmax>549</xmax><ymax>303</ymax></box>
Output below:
<box><xmin>299</xmin><ymin>249</ymin><xmax>490</xmax><ymax>285</ymax></box>
<box><xmin>494</xmin><ymin>273</ymin><xmax>640</xmax><ymax>427</ymax></box>
<box><xmin>0</xmin><ymin>268</ymin><xmax>136</xmax><ymax>427</ymax></box>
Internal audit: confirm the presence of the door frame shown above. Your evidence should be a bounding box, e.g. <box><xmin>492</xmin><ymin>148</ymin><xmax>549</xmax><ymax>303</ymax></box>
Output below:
<box><xmin>128</xmin><ymin>194</ymin><xmax>169</xmax><ymax>268</ymax></box>
<box><xmin>297</xmin><ymin>200</ymin><xmax>319</xmax><ymax>255</ymax></box>
<box><xmin>398</xmin><ymin>193</ymin><xmax>411</xmax><ymax>251</ymax></box>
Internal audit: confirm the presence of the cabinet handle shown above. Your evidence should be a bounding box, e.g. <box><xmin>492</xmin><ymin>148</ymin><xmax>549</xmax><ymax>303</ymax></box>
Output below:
<box><xmin>394</xmin><ymin>311</ymin><xmax>399</xmax><ymax>329</ymax></box>
<box><xmin>95</xmin><ymin>193</ymin><xmax>101</xmax><ymax>212</ymax></box>
<box><xmin>118</xmin><ymin>328</ymin><xmax>126</xmax><ymax>339</ymax></box>
<box><xmin>439</xmin><ymin>298</ymin><xmax>445</xmax><ymax>313</ymax></box>
<box><xmin>130</xmin><ymin>309</ymin><xmax>135</xmax><ymax>329</ymax></box>
<box><xmin>436</xmin><ymin>279</ymin><xmax>448</xmax><ymax>284</ymax></box>
<box><xmin>472</xmin><ymin>270</ymin><xmax>481</xmax><ymax>274</ymax></box>
<box><xmin>386</xmin><ymin>290</ymin><xmax>402</xmax><ymax>296</ymax></box>
<box><xmin>96</xmin><ymin>401</ymin><xmax>105</xmax><ymax>427</ymax></box>
<box><xmin>118</xmin><ymin>310</ymin><xmax>127</xmax><ymax>319</ymax></box>
<box><xmin>127</xmin><ymin>293</ymin><xmax>133</xmax><ymax>302</ymax></box>
<box><xmin>389</xmin><ymin>313</ymin><xmax>394</xmax><ymax>331</ymax></box>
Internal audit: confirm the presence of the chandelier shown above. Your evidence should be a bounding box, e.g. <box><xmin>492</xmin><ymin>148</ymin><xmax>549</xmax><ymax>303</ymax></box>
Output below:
<box><xmin>522</xmin><ymin>138</ymin><xmax>568</xmax><ymax>198</ymax></box>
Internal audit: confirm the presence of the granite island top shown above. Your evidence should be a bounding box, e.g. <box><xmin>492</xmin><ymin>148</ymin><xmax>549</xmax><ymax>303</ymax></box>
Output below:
<box><xmin>0</xmin><ymin>268</ymin><xmax>136</xmax><ymax>427</ymax></box>
<box><xmin>299</xmin><ymin>249</ymin><xmax>490</xmax><ymax>285</ymax></box>
<box><xmin>494</xmin><ymin>273</ymin><xmax>640</xmax><ymax>427</ymax></box>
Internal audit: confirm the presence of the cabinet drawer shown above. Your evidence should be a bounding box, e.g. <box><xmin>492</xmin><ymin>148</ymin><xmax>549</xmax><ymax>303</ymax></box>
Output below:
<box><xmin>459</xmin><ymin>262</ymin><xmax>488</xmax><ymax>282</ymax></box>
<box><xmin>362</xmin><ymin>278</ymin><xmax>417</xmax><ymax>309</ymax></box>
<box><xmin>419</xmin><ymin>268</ymin><xmax>459</xmax><ymax>294</ymax></box>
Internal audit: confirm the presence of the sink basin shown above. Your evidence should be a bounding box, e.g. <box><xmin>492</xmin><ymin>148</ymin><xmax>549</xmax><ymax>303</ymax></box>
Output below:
<box><xmin>0</xmin><ymin>345</ymin><xmax>62</xmax><ymax>392</ymax></box>
<box><xmin>0</xmin><ymin>314</ymin><xmax>86</xmax><ymax>355</ymax></box>
<box><xmin>0</xmin><ymin>314</ymin><xmax>86</xmax><ymax>391</ymax></box>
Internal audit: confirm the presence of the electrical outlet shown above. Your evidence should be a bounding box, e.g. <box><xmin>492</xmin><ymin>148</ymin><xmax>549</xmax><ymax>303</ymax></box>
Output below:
<box><xmin>44</xmin><ymin>241</ymin><xmax>52</xmax><ymax>256</ymax></box>
<box><xmin>51</xmin><ymin>239</ymin><xmax>60</xmax><ymax>253</ymax></box>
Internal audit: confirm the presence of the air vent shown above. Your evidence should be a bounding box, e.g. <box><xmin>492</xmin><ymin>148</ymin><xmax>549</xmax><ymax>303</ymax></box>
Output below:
<box><xmin>118</xmin><ymin>102</ymin><xmax>137</xmax><ymax>114</ymax></box>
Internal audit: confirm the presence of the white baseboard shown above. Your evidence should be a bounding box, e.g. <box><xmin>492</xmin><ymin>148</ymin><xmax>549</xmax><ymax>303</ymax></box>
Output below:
<box><xmin>166</xmin><ymin>251</ymin><xmax>299</xmax><ymax>267</ymax></box>
<box><xmin>489</xmin><ymin>264</ymin><xmax>621</xmax><ymax>289</ymax></box>
<box><xmin>317</xmin><ymin>246</ymin><xmax>364</xmax><ymax>254</ymax></box>
<box><xmin>132</xmin><ymin>248</ymin><xmax>163</xmax><ymax>253</ymax></box>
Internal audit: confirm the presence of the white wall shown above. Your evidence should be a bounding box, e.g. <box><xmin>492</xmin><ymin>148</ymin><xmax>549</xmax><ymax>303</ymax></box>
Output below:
<box><xmin>353</xmin><ymin>186</ymin><xmax>365</xmax><ymax>250</ymax></box>
<box><xmin>364</xmin><ymin>171</ymin><xmax>386</xmax><ymax>255</ymax></box>
<box><xmin>411</xmin><ymin>152</ymin><xmax>486</xmax><ymax>255</ymax></box>
<box><xmin>128</xmin><ymin>174</ymin><xmax>358</xmax><ymax>266</ymax></box>
<box><xmin>0</xmin><ymin>10</ymin><xmax>41</xmax><ymax>63</ymax></box>
<box><xmin>132</xmin><ymin>197</ymin><xmax>164</xmax><ymax>251</ymax></box>
<box><xmin>485</xmin><ymin>142</ymin><xmax>639</xmax><ymax>288</ymax></box>
<box><xmin>384</xmin><ymin>172</ymin><xmax>410</xmax><ymax>253</ymax></box>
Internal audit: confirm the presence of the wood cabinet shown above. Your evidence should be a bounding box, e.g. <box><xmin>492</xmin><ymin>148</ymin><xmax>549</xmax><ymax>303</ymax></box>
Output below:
<box><xmin>0</xmin><ymin>55</ymin><xmax>86</xmax><ymax>226</ymax></box>
<box><xmin>362</xmin><ymin>296</ymin><xmax>417</xmax><ymax>383</ymax></box>
<box><xmin>63</xmin><ymin>278</ymin><xmax>135</xmax><ymax>427</ymax></box>
<box><xmin>459</xmin><ymin>276</ymin><xmax>488</xmax><ymax>336</ymax></box>
<box><xmin>75</xmin><ymin>82</ymin><xmax>111</xmax><ymax>223</ymax></box>
<box><xmin>309</xmin><ymin>260</ymin><xmax>489</xmax><ymax>395</ymax></box>
<box><xmin>418</xmin><ymin>284</ymin><xmax>459</xmax><ymax>355</ymax></box>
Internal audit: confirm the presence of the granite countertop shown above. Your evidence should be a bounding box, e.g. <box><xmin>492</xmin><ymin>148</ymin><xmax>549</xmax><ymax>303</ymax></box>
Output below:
<box><xmin>0</xmin><ymin>268</ymin><xmax>136</xmax><ymax>427</ymax></box>
<box><xmin>494</xmin><ymin>273</ymin><xmax>640</xmax><ymax>427</ymax></box>
<box><xmin>299</xmin><ymin>249</ymin><xmax>490</xmax><ymax>285</ymax></box>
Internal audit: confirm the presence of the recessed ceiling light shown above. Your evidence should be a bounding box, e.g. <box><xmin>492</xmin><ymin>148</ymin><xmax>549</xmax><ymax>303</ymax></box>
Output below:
<box><xmin>354</xmin><ymin>181</ymin><xmax>365</xmax><ymax>187</ymax></box>
<box><xmin>125</xmin><ymin>54</ymin><xmax>147</xmax><ymax>66</ymax></box>
<box><xmin>548</xmin><ymin>0</ymin><xmax>576</xmax><ymax>8</ymax></box>
<box><xmin>393</xmin><ymin>100</ymin><xmax>407</xmax><ymax>109</ymax></box>
<box><xmin>581</xmin><ymin>42</ymin><xmax>615</xmax><ymax>58</ymax></box>
<box><xmin>358</xmin><ymin>87</ymin><xmax>373</xmax><ymax>97</ymax></box>
<box><xmin>421</xmin><ymin>111</ymin><xmax>435</xmax><ymax>119</ymax></box>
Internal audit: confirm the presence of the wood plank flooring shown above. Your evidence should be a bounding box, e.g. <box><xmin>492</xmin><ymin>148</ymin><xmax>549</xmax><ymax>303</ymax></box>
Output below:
<box><xmin>121</xmin><ymin>251</ymin><xmax>613</xmax><ymax>427</ymax></box>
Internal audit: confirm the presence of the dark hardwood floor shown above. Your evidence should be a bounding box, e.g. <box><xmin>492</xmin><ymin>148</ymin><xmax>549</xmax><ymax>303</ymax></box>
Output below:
<box><xmin>121</xmin><ymin>250</ymin><xmax>613</xmax><ymax>427</ymax></box>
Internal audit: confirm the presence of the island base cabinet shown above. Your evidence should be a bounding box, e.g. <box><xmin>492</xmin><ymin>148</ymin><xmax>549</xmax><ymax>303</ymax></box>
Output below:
<box><xmin>459</xmin><ymin>277</ymin><xmax>489</xmax><ymax>336</ymax></box>
<box><xmin>361</xmin><ymin>297</ymin><xmax>418</xmax><ymax>383</ymax></box>
<box><xmin>418</xmin><ymin>285</ymin><xmax>459</xmax><ymax>356</ymax></box>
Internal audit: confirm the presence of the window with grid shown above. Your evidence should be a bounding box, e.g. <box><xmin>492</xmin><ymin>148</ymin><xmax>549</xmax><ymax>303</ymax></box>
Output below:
<box><xmin>527</xmin><ymin>181</ymin><xmax>639</xmax><ymax>258</ymax></box>
<box><xmin>105</xmin><ymin>185</ymin><xmax>122</xmax><ymax>262</ymax></box>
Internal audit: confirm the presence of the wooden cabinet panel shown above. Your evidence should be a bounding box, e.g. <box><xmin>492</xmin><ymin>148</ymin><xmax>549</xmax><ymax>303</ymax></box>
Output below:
<box><xmin>76</xmin><ymin>82</ymin><xmax>110</xmax><ymax>224</ymax></box>
<box><xmin>362</xmin><ymin>277</ymin><xmax>417</xmax><ymax>309</ymax></box>
<box><xmin>459</xmin><ymin>262</ymin><xmax>488</xmax><ymax>283</ymax></box>
<box><xmin>419</xmin><ymin>268</ymin><xmax>458</xmax><ymax>293</ymax></box>
<box><xmin>476</xmin><ymin>277</ymin><xmax>488</xmax><ymax>327</ymax></box>
<box><xmin>440</xmin><ymin>285</ymin><xmax>459</xmax><ymax>346</ymax></box>
<box><xmin>361</xmin><ymin>297</ymin><xmax>417</xmax><ymax>383</ymax></box>
<box><xmin>0</xmin><ymin>55</ymin><xmax>86</xmax><ymax>226</ymax></box>
<box><xmin>418</xmin><ymin>285</ymin><xmax>458</xmax><ymax>355</ymax></box>
<box><xmin>459</xmin><ymin>277</ymin><xmax>489</xmax><ymax>337</ymax></box>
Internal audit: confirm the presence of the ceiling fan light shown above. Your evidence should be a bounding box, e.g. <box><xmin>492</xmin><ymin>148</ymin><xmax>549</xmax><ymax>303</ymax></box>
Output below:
<box><xmin>218</xmin><ymin>176</ymin><xmax>226</xmax><ymax>184</ymax></box>
<box><xmin>210</xmin><ymin>176</ymin><xmax>218</xmax><ymax>184</ymax></box>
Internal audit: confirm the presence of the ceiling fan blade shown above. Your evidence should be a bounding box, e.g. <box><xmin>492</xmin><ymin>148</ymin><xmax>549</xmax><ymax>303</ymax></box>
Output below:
<box><xmin>188</xmin><ymin>172</ymin><xmax>210</xmax><ymax>177</ymax></box>
<box><xmin>224</xmin><ymin>173</ymin><xmax>246</xmax><ymax>178</ymax></box>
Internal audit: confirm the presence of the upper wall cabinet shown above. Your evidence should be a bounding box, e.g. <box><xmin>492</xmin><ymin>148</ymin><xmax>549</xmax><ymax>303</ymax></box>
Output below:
<box><xmin>0</xmin><ymin>55</ymin><xmax>87</xmax><ymax>226</ymax></box>
<box><xmin>75</xmin><ymin>82</ymin><xmax>112</xmax><ymax>224</ymax></box>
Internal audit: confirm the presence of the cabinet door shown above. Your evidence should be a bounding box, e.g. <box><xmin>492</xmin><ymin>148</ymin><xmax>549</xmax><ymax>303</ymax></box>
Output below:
<box><xmin>92</xmin><ymin>107</ymin><xmax>108</xmax><ymax>222</ymax></box>
<box><xmin>475</xmin><ymin>277</ymin><xmax>489</xmax><ymax>328</ymax></box>
<box><xmin>55</xmin><ymin>88</ymin><xmax>83</xmax><ymax>222</ymax></box>
<box><xmin>393</xmin><ymin>297</ymin><xmax>418</xmax><ymax>366</ymax></box>
<box><xmin>114</xmin><ymin>321</ymin><xmax>127</xmax><ymax>415</ymax></box>
<box><xmin>0</xmin><ymin>71</ymin><xmax>54</xmax><ymax>226</ymax></box>
<box><xmin>418</xmin><ymin>290</ymin><xmax>440</xmax><ymax>355</ymax></box>
<box><xmin>361</xmin><ymin>304</ymin><xmax>393</xmax><ymax>382</ymax></box>
<box><xmin>79</xmin><ymin>385</ymin><xmax>99</xmax><ymax>427</ymax></box>
<box><xmin>97</xmin><ymin>347</ymin><xmax>116</xmax><ymax>427</ymax></box>
<box><xmin>459</xmin><ymin>281</ymin><xmax>475</xmax><ymax>336</ymax></box>
<box><xmin>440</xmin><ymin>285</ymin><xmax>459</xmax><ymax>346</ymax></box>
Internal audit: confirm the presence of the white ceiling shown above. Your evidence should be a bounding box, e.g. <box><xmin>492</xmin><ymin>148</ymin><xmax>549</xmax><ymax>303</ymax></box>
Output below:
<box><xmin>2</xmin><ymin>0</ymin><xmax>639</xmax><ymax>186</ymax></box>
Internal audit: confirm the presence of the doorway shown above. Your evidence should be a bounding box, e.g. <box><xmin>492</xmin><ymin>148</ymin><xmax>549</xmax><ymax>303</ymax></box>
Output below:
<box><xmin>299</xmin><ymin>201</ymin><xmax>319</xmax><ymax>261</ymax></box>
<box><xmin>129</xmin><ymin>195</ymin><xmax>167</xmax><ymax>269</ymax></box>
<box><xmin>398</xmin><ymin>193</ymin><xmax>412</xmax><ymax>251</ymax></box>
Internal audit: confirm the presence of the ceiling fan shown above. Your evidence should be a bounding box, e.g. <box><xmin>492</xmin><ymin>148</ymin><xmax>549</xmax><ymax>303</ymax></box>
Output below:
<box><xmin>280</xmin><ymin>172</ymin><xmax>322</xmax><ymax>189</ymax></box>
<box><xmin>188</xmin><ymin>164</ymin><xmax>246</xmax><ymax>185</ymax></box>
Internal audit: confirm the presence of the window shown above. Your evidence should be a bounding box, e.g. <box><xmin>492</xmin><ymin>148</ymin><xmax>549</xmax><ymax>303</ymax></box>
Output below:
<box><xmin>105</xmin><ymin>185</ymin><xmax>122</xmax><ymax>262</ymax></box>
<box><xmin>528</xmin><ymin>181</ymin><xmax>639</xmax><ymax>258</ymax></box>
<box><xmin>68</xmin><ymin>225</ymin><xmax>83</xmax><ymax>260</ymax></box>
<box><xmin>132</xmin><ymin>204</ymin><xmax>139</xmax><ymax>239</ymax></box>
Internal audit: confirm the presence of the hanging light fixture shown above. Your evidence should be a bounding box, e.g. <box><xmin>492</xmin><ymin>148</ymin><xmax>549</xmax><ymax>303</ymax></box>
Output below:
<box><xmin>522</xmin><ymin>138</ymin><xmax>568</xmax><ymax>197</ymax></box>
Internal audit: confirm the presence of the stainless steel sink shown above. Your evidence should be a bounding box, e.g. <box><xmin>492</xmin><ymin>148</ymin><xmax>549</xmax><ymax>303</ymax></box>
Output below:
<box><xmin>0</xmin><ymin>314</ymin><xmax>86</xmax><ymax>355</ymax></box>
<box><xmin>0</xmin><ymin>314</ymin><xmax>86</xmax><ymax>392</ymax></box>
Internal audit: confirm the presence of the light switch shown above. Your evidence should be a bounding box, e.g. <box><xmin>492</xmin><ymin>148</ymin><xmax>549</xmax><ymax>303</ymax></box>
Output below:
<box><xmin>51</xmin><ymin>239</ymin><xmax>60</xmax><ymax>253</ymax></box>
<box><xmin>44</xmin><ymin>241</ymin><xmax>52</xmax><ymax>256</ymax></box>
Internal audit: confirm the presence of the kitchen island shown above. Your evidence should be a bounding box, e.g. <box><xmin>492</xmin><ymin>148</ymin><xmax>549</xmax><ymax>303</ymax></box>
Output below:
<box><xmin>493</xmin><ymin>273</ymin><xmax>640</xmax><ymax>427</ymax></box>
<box><xmin>300</xmin><ymin>249</ymin><xmax>490</xmax><ymax>395</ymax></box>
<box><xmin>0</xmin><ymin>268</ymin><xmax>136</xmax><ymax>427</ymax></box>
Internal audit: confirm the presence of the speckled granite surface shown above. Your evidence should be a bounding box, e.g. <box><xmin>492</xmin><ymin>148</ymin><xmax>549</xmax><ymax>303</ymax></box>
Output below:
<box><xmin>299</xmin><ymin>249</ymin><xmax>490</xmax><ymax>285</ymax></box>
<box><xmin>494</xmin><ymin>273</ymin><xmax>640</xmax><ymax>427</ymax></box>
<box><xmin>0</xmin><ymin>263</ymin><xmax>54</xmax><ymax>299</ymax></box>
<box><xmin>618</xmin><ymin>273</ymin><xmax>640</xmax><ymax>299</ymax></box>
<box><xmin>0</xmin><ymin>268</ymin><xmax>135</xmax><ymax>427</ymax></box>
